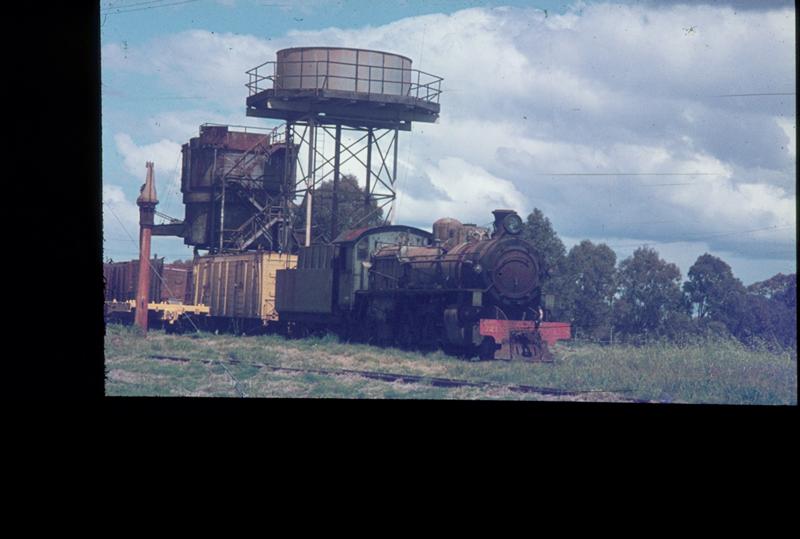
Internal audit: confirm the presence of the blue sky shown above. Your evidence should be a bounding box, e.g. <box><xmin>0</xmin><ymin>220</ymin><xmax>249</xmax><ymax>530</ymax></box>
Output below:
<box><xmin>101</xmin><ymin>0</ymin><xmax>796</xmax><ymax>285</ymax></box>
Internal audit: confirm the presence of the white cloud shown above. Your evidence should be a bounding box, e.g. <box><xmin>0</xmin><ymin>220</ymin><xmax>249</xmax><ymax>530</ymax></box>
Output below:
<box><xmin>101</xmin><ymin>2</ymin><xmax>796</xmax><ymax>275</ymax></box>
<box><xmin>103</xmin><ymin>30</ymin><xmax>277</xmax><ymax>109</ymax></box>
<box><xmin>114</xmin><ymin>133</ymin><xmax>183</xmax><ymax>191</ymax></box>
<box><xmin>102</xmin><ymin>183</ymin><xmax>198</xmax><ymax>262</ymax></box>
<box><xmin>667</xmin><ymin>176</ymin><xmax>795</xmax><ymax>234</ymax></box>
<box><xmin>102</xmin><ymin>184</ymin><xmax>140</xmax><ymax>252</ymax></box>
<box><xmin>395</xmin><ymin>157</ymin><xmax>527</xmax><ymax>226</ymax></box>
<box><xmin>776</xmin><ymin>116</ymin><xmax>796</xmax><ymax>159</ymax></box>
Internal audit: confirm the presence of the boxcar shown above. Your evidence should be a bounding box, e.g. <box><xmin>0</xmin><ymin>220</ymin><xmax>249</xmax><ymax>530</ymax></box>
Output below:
<box><xmin>192</xmin><ymin>251</ymin><xmax>297</xmax><ymax>332</ymax></box>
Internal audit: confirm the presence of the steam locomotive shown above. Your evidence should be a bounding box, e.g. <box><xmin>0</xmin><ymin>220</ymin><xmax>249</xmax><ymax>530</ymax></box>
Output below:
<box><xmin>276</xmin><ymin>209</ymin><xmax>554</xmax><ymax>361</ymax></box>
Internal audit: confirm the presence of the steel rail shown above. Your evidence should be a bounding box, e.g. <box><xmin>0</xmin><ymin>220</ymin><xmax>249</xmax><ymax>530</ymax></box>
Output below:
<box><xmin>146</xmin><ymin>353</ymin><xmax>650</xmax><ymax>402</ymax></box>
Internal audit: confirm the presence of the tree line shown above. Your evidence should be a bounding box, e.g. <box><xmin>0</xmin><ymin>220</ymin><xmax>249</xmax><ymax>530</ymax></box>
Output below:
<box><xmin>521</xmin><ymin>209</ymin><xmax>796</xmax><ymax>349</ymax></box>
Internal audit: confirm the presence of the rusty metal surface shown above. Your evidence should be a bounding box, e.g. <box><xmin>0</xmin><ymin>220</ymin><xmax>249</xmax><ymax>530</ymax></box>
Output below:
<box><xmin>371</xmin><ymin>232</ymin><xmax>540</xmax><ymax>306</ymax></box>
<box><xmin>479</xmin><ymin>319</ymin><xmax>536</xmax><ymax>341</ymax></box>
<box><xmin>432</xmin><ymin>218</ymin><xmax>490</xmax><ymax>250</ymax></box>
<box><xmin>160</xmin><ymin>262</ymin><xmax>193</xmax><ymax>304</ymax></box>
<box><xmin>538</xmin><ymin>322</ymin><xmax>572</xmax><ymax>346</ymax></box>
<box><xmin>197</xmin><ymin>124</ymin><xmax>270</xmax><ymax>152</ymax></box>
<box><xmin>103</xmin><ymin>258</ymin><xmax>163</xmax><ymax>302</ymax></box>
<box><xmin>492</xmin><ymin>249</ymin><xmax>539</xmax><ymax>299</ymax></box>
<box><xmin>332</xmin><ymin>224</ymin><xmax>433</xmax><ymax>245</ymax></box>
<box><xmin>137</xmin><ymin>161</ymin><xmax>159</xmax><ymax>207</ymax></box>
<box><xmin>478</xmin><ymin>320</ymin><xmax>552</xmax><ymax>361</ymax></box>
<box><xmin>135</xmin><ymin>227</ymin><xmax>153</xmax><ymax>332</ymax></box>
<box><xmin>432</xmin><ymin>217</ymin><xmax>462</xmax><ymax>245</ymax></box>
<box><xmin>135</xmin><ymin>162</ymin><xmax>159</xmax><ymax>333</ymax></box>
<box><xmin>179</xmin><ymin>124</ymin><xmax>297</xmax><ymax>251</ymax></box>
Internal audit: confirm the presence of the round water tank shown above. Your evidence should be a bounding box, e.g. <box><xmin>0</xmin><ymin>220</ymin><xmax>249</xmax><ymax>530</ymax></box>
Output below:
<box><xmin>276</xmin><ymin>47</ymin><xmax>412</xmax><ymax>96</ymax></box>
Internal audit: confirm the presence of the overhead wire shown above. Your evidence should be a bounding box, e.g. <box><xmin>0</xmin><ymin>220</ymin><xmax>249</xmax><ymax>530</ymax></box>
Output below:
<box><xmin>532</xmin><ymin>172</ymin><xmax>721</xmax><ymax>176</ymax></box>
<box><xmin>710</xmin><ymin>92</ymin><xmax>795</xmax><ymax>98</ymax></box>
<box><xmin>101</xmin><ymin>0</ymin><xmax>200</xmax><ymax>15</ymax></box>
<box><xmin>102</xmin><ymin>0</ymin><xmax>174</xmax><ymax>11</ymax></box>
<box><xmin>605</xmin><ymin>224</ymin><xmax>795</xmax><ymax>250</ymax></box>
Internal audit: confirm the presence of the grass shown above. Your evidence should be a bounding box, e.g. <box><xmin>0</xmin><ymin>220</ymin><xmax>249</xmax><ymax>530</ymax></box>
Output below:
<box><xmin>104</xmin><ymin>323</ymin><xmax>797</xmax><ymax>404</ymax></box>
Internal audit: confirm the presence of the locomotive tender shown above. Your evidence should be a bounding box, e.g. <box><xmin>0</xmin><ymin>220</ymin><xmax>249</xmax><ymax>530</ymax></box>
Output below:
<box><xmin>276</xmin><ymin>209</ymin><xmax>554</xmax><ymax>361</ymax></box>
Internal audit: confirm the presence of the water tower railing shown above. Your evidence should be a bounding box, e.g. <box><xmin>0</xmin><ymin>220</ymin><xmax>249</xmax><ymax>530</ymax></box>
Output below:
<box><xmin>245</xmin><ymin>59</ymin><xmax>442</xmax><ymax>104</ymax></box>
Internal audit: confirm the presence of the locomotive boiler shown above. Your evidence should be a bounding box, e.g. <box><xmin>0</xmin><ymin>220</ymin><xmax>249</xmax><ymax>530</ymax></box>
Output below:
<box><xmin>276</xmin><ymin>209</ymin><xmax>554</xmax><ymax>361</ymax></box>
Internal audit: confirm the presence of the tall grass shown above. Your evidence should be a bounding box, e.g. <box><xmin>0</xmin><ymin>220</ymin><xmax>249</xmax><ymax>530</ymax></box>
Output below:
<box><xmin>104</xmin><ymin>324</ymin><xmax>797</xmax><ymax>404</ymax></box>
<box><xmin>546</xmin><ymin>339</ymin><xmax>796</xmax><ymax>404</ymax></box>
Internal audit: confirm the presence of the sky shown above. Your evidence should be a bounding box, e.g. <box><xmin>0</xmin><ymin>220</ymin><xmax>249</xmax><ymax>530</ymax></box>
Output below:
<box><xmin>100</xmin><ymin>0</ymin><xmax>796</xmax><ymax>286</ymax></box>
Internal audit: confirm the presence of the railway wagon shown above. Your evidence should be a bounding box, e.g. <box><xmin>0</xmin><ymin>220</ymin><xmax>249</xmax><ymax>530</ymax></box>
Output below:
<box><xmin>104</xmin><ymin>258</ymin><xmax>207</xmax><ymax>329</ymax></box>
<box><xmin>103</xmin><ymin>258</ymin><xmax>194</xmax><ymax>304</ymax></box>
<box><xmin>160</xmin><ymin>261</ymin><xmax>194</xmax><ymax>304</ymax></box>
<box><xmin>103</xmin><ymin>257</ymin><xmax>164</xmax><ymax>303</ymax></box>
<box><xmin>192</xmin><ymin>251</ymin><xmax>297</xmax><ymax>333</ymax></box>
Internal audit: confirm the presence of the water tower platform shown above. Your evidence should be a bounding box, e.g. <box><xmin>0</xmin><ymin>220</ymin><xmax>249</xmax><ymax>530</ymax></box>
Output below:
<box><xmin>245</xmin><ymin>47</ymin><xmax>441</xmax><ymax>130</ymax></box>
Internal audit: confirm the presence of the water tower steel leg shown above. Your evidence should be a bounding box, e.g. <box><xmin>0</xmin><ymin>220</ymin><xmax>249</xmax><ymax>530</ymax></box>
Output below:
<box><xmin>284</xmin><ymin>122</ymin><xmax>294</xmax><ymax>251</ymax></box>
<box><xmin>365</xmin><ymin>128</ymin><xmax>372</xmax><ymax>207</ymax></box>
<box><xmin>390</xmin><ymin>128</ymin><xmax>398</xmax><ymax>225</ymax></box>
<box><xmin>208</xmin><ymin>148</ymin><xmax>218</xmax><ymax>253</ymax></box>
<box><xmin>305</xmin><ymin>120</ymin><xmax>315</xmax><ymax>247</ymax></box>
<box><xmin>331</xmin><ymin>123</ymin><xmax>342</xmax><ymax>241</ymax></box>
<box><xmin>219</xmin><ymin>158</ymin><xmax>226</xmax><ymax>252</ymax></box>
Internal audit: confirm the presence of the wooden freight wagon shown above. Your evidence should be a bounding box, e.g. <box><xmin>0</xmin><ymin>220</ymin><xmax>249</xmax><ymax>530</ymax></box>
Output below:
<box><xmin>104</xmin><ymin>258</ymin><xmax>210</xmax><ymax>330</ymax></box>
<box><xmin>192</xmin><ymin>251</ymin><xmax>297</xmax><ymax>331</ymax></box>
<box><xmin>103</xmin><ymin>257</ymin><xmax>164</xmax><ymax>302</ymax></box>
<box><xmin>160</xmin><ymin>261</ymin><xmax>194</xmax><ymax>304</ymax></box>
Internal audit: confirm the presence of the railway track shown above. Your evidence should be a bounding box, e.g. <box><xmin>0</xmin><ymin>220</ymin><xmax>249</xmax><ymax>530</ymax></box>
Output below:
<box><xmin>147</xmin><ymin>353</ymin><xmax>652</xmax><ymax>402</ymax></box>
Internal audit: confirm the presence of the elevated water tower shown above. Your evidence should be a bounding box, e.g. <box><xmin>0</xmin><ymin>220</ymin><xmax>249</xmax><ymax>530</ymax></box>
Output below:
<box><xmin>245</xmin><ymin>47</ymin><xmax>442</xmax><ymax>246</ymax></box>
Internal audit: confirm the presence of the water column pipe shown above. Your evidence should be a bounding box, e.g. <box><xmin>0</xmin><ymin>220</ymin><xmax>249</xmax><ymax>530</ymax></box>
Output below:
<box><xmin>135</xmin><ymin>161</ymin><xmax>158</xmax><ymax>335</ymax></box>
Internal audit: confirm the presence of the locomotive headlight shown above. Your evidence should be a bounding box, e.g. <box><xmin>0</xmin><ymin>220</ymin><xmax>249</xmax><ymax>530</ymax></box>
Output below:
<box><xmin>503</xmin><ymin>214</ymin><xmax>523</xmax><ymax>235</ymax></box>
<box><xmin>473</xmin><ymin>263</ymin><xmax>483</xmax><ymax>274</ymax></box>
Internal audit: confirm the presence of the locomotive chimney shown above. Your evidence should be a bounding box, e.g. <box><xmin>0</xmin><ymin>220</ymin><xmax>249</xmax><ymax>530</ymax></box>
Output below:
<box><xmin>492</xmin><ymin>209</ymin><xmax>516</xmax><ymax>237</ymax></box>
<box><xmin>135</xmin><ymin>161</ymin><xmax>159</xmax><ymax>335</ymax></box>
